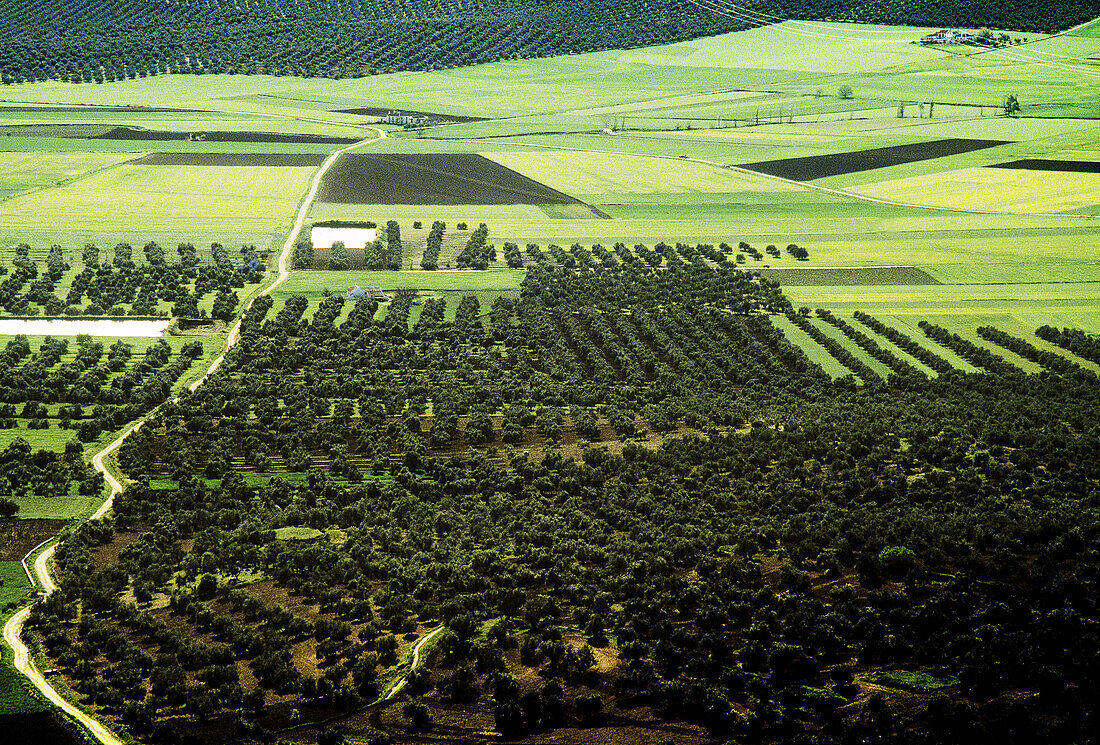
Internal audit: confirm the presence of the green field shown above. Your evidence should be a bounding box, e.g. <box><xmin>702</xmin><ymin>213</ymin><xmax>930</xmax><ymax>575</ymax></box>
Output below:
<box><xmin>272</xmin><ymin>270</ymin><xmax>525</xmax><ymax>325</ymax></box>
<box><xmin>0</xmin><ymin>562</ymin><xmax>32</xmax><ymax>613</ymax></box>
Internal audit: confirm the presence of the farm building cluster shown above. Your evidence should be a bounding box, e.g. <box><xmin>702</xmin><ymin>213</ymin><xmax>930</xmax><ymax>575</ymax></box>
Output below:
<box><xmin>919</xmin><ymin>30</ymin><xmax>979</xmax><ymax>45</ymax></box>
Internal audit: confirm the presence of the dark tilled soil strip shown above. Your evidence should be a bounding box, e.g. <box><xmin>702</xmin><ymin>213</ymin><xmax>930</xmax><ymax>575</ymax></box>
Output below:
<box><xmin>131</xmin><ymin>152</ymin><xmax>328</xmax><ymax>167</ymax></box>
<box><xmin>740</xmin><ymin>138</ymin><xmax>1011</xmax><ymax>181</ymax></box>
<box><xmin>756</xmin><ymin>267</ymin><xmax>941</xmax><ymax>286</ymax></box>
<box><xmin>93</xmin><ymin>126</ymin><xmax>359</xmax><ymax>144</ymax></box>
<box><xmin>316</xmin><ymin>152</ymin><xmax>589</xmax><ymax>206</ymax></box>
<box><xmin>989</xmin><ymin>159</ymin><xmax>1100</xmax><ymax>173</ymax></box>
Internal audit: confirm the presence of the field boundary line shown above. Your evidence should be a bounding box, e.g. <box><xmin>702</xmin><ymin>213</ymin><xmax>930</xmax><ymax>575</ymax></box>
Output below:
<box><xmin>424</xmin><ymin>134</ymin><xmax>1100</xmax><ymax>220</ymax></box>
<box><xmin>0</xmin><ymin>153</ymin><xmax>151</xmax><ymax>207</ymax></box>
<box><xmin>2</xmin><ymin>127</ymin><xmax>387</xmax><ymax>745</ymax></box>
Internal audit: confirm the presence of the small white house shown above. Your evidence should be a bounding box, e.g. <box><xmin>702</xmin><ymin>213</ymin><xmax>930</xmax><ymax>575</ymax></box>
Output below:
<box><xmin>310</xmin><ymin>226</ymin><xmax>377</xmax><ymax>249</ymax></box>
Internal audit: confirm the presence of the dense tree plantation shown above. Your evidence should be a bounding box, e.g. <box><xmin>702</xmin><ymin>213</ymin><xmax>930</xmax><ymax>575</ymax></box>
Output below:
<box><xmin>0</xmin><ymin>0</ymin><xmax>1092</xmax><ymax>84</ymax></box>
<box><xmin>0</xmin><ymin>334</ymin><xmax>204</xmax><ymax>440</ymax></box>
<box><xmin>21</xmin><ymin>256</ymin><xmax>1100</xmax><ymax>744</ymax></box>
<box><xmin>0</xmin><ymin>242</ymin><xmax>265</xmax><ymax>318</ymax></box>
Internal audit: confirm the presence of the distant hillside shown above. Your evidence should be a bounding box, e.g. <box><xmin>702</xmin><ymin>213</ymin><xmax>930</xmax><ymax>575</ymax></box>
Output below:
<box><xmin>0</xmin><ymin>0</ymin><xmax>1096</xmax><ymax>85</ymax></box>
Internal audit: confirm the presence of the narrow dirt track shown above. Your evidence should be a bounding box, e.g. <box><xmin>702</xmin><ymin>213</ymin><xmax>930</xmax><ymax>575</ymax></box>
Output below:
<box><xmin>2</xmin><ymin>127</ymin><xmax>387</xmax><ymax>745</ymax></box>
<box><xmin>383</xmin><ymin>625</ymin><xmax>445</xmax><ymax>701</ymax></box>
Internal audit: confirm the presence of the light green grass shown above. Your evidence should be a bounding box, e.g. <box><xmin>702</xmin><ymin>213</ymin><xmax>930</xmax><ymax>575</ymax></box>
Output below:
<box><xmin>149</xmin><ymin>471</ymin><xmax>395</xmax><ymax>491</ymax></box>
<box><xmin>0</xmin><ymin>646</ymin><xmax>47</xmax><ymax>716</ymax></box>
<box><xmin>0</xmin><ymin>150</ymin><xmax>140</xmax><ymax>201</ymax></box>
<box><xmin>933</xmin><ymin>315</ymin><xmax>1044</xmax><ymax>373</ymax></box>
<box><xmin>866</xmin><ymin>669</ymin><xmax>959</xmax><ymax>692</ymax></box>
<box><xmin>847</xmin><ymin>315</ymin><xmax>939</xmax><ymax>377</ymax></box>
<box><xmin>3</xmin><ymin>477</ymin><xmax>105</xmax><ymax>520</ymax></box>
<box><xmin>273</xmin><ymin>526</ymin><xmax>323</xmax><ymax>540</ymax></box>
<box><xmin>0</xmin><ymin>162</ymin><xmax>316</xmax><ymax>234</ymax></box>
<box><xmin>809</xmin><ymin>316</ymin><xmax>892</xmax><ymax>379</ymax></box>
<box><xmin>0</xmin><ymin>561</ymin><xmax>32</xmax><ymax>612</ymax></box>
<box><xmin>770</xmin><ymin>314</ymin><xmax>856</xmax><ymax>381</ymax></box>
<box><xmin>274</xmin><ymin>269</ymin><xmax>525</xmax><ymax>300</ymax></box>
<box><xmin>874</xmin><ymin>315</ymin><xmax>980</xmax><ymax>373</ymax></box>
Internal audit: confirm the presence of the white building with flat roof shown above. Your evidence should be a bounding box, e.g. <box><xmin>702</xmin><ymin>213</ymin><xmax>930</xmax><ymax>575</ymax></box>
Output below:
<box><xmin>310</xmin><ymin>226</ymin><xmax>377</xmax><ymax>249</ymax></box>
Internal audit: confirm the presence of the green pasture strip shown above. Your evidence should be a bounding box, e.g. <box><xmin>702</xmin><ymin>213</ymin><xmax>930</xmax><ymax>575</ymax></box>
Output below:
<box><xmin>925</xmin><ymin>261</ymin><xmax>1100</xmax><ymax>285</ymax></box>
<box><xmin>847</xmin><ymin>315</ymin><xmax>939</xmax><ymax>377</ymax></box>
<box><xmin>1020</xmin><ymin>310</ymin><xmax>1100</xmax><ymax>336</ymax></box>
<box><xmin>0</xmin><ymin>561</ymin><xmax>32</xmax><ymax>612</ymax></box>
<box><xmin>0</xmin><ymin>646</ymin><xmax>47</xmax><ymax>716</ymax></box>
<box><xmin>865</xmin><ymin>669</ymin><xmax>959</xmax><ymax>692</ymax></box>
<box><xmin>769</xmin><ymin>314</ymin><xmax>854</xmax><ymax>381</ymax></box>
<box><xmin>970</xmin><ymin>313</ymin><xmax>1100</xmax><ymax>374</ymax></box>
<box><xmin>808</xmin><ymin>316</ymin><xmax>892</xmax><ymax>379</ymax></box>
<box><xmin>273</xmin><ymin>527</ymin><xmax>323</xmax><ymax>541</ymax></box>
<box><xmin>3</xmin><ymin>481</ymin><xmax>103</xmax><ymax>521</ymax></box>
<box><xmin>274</xmin><ymin>270</ymin><xmax>524</xmax><ymax>303</ymax></box>
<box><xmin>875</xmin><ymin>315</ymin><xmax>995</xmax><ymax>374</ymax></box>
<box><xmin>148</xmin><ymin>471</ymin><xmax>395</xmax><ymax>491</ymax></box>
<box><xmin>932</xmin><ymin>315</ymin><xmax>1043</xmax><ymax>374</ymax></box>
<box><xmin>782</xmin><ymin>283</ymin><xmax>1100</xmax><ymax>312</ymax></box>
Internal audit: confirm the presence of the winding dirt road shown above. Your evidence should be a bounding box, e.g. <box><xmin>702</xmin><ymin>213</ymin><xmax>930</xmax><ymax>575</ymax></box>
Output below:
<box><xmin>2</xmin><ymin>127</ymin><xmax>386</xmax><ymax>745</ymax></box>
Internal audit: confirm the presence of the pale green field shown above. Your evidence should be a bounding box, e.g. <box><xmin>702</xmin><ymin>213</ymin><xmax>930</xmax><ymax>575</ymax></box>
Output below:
<box><xmin>873</xmin><ymin>314</ymin><xmax>980</xmax><ymax>373</ymax></box>
<box><xmin>0</xmin><ymin>151</ymin><xmax>140</xmax><ymax>200</ymax></box>
<box><xmin>808</xmin><ymin>316</ymin><xmax>893</xmax><ymax>379</ymax></box>
<box><xmin>0</xmin><ymin>163</ymin><xmax>315</xmax><ymax>233</ymax></box>
<box><xmin>852</xmin><ymin>167</ymin><xmax>1100</xmax><ymax>214</ymax></box>
<box><xmin>274</xmin><ymin>270</ymin><xmax>524</xmax><ymax>304</ymax></box>
<box><xmin>0</xmin><ymin>562</ymin><xmax>31</xmax><ymax>611</ymax></box>
<box><xmin>847</xmin><ymin>315</ymin><xmax>940</xmax><ymax>377</ymax></box>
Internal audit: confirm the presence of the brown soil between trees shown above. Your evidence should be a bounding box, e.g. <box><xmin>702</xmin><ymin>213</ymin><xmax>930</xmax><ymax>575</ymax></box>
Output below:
<box><xmin>0</xmin><ymin>519</ymin><xmax>68</xmax><ymax>561</ymax></box>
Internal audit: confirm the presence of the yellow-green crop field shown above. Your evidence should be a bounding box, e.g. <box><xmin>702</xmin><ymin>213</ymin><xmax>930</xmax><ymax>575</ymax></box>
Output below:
<box><xmin>0</xmin><ymin>162</ymin><xmax>315</xmax><ymax>234</ymax></box>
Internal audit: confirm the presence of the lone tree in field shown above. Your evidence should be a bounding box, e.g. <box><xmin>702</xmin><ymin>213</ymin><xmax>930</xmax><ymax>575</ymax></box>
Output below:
<box><xmin>838</xmin><ymin>84</ymin><xmax>853</xmax><ymax>99</ymax></box>
<box><xmin>1003</xmin><ymin>94</ymin><xmax>1021</xmax><ymax>117</ymax></box>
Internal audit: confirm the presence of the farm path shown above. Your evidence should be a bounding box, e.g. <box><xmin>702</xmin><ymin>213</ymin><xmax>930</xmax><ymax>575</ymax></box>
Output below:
<box><xmin>383</xmin><ymin>625</ymin><xmax>445</xmax><ymax>701</ymax></box>
<box><xmin>2</xmin><ymin>127</ymin><xmax>388</xmax><ymax>745</ymax></box>
<box><xmin>4</xmin><ymin>607</ymin><xmax>124</xmax><ymax>745</ymax></box>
